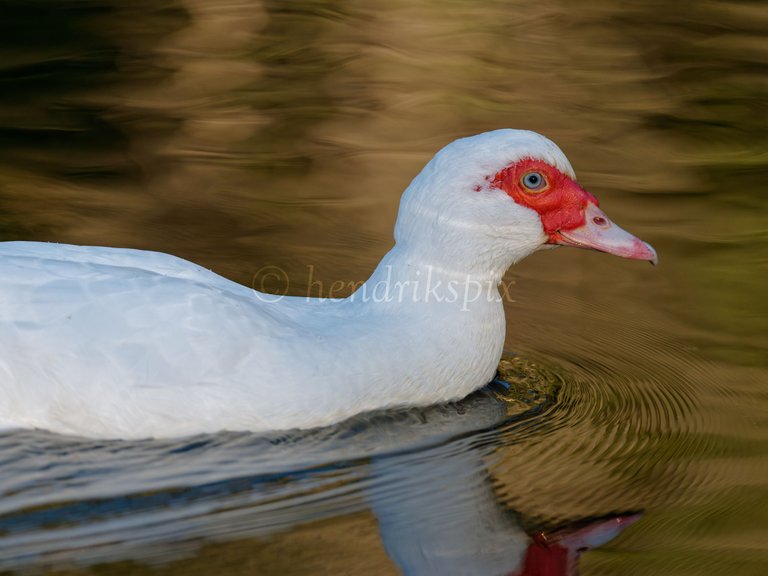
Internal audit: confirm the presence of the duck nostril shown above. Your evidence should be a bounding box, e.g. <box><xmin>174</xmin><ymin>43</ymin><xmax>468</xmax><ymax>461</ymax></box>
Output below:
<box><xmin>593</xmin><ymin>216</ymin><xmax>607</xmax><ymax>226</ymax></box>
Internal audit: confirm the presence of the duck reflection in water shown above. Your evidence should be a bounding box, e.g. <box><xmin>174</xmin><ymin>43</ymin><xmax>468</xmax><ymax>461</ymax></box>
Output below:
<box><xmin>371</xmin><ymin>442</ymin><xmax>640</xmax><ymax>576</ymax></box>
<box><xmin>0</xmin><ymin>381</ymin><xmax>641</xmax><ymax>575</ymax></box>
<box><xmin>369</xmin><ymin>384</ymin><xmax>641</xmax><ymax>575</ymax></box>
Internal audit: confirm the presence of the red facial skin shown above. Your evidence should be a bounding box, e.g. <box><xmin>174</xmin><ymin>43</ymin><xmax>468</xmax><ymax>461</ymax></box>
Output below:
<box><xmin>510</xmin><ymin>513</ymin><xmax>643</xmax><ymax>576</ymax></box>
<box><xmin>518</xmin><ymin>533</ymin><xmax>570</xmax><ymax>576</ymax></box>
<box><xmin>491</xmin><ymin>158</ymin><xmax>598</xmax><ymax>240</ymax></box>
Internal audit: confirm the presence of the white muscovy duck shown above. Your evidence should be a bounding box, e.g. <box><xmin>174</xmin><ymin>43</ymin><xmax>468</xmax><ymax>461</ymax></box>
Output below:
<box><xmin>0</xmin><ymin>129</ymin><xmax>656</xmax><ymax>439</ymax></box>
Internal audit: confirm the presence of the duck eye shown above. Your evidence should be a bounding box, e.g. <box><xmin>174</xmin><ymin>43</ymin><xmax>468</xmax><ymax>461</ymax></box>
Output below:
<box><xmin>522</xmin><ymin>172</ymin><xmax>546</xmax><ymax>191</ymax></box>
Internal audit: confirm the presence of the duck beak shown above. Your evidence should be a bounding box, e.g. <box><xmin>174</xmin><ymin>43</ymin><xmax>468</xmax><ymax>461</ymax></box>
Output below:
<box><xmin>548</xmin><ymin>202</ymin><xmax>658</xmax><ymax>265</ymax></box>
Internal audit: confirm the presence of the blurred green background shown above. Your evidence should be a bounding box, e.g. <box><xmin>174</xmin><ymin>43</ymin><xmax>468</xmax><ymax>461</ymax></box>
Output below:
<box><xmin>0</xmin><ymin>1</ymin><xmax>766</xmax><ymax>574</ymax></box>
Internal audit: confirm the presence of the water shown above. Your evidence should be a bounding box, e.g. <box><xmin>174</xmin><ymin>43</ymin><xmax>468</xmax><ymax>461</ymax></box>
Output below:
<box><xmin>0</xmin><ymin>0</ymin><xmax>766</xmax><ymax>574</ymax></box>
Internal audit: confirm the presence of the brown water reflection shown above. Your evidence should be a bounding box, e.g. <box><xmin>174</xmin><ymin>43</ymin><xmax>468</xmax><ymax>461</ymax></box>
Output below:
<box><xmin>0</xmin><ymin>0</ymin><xmax>766</xmax><ymax>575</ymax></box>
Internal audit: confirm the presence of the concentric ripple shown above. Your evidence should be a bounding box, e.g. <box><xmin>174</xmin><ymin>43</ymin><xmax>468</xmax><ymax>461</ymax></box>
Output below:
<box><xmin>492</xmin><ymin>319</ymin><xmax>735</xmax><ymax>532</ymax></box>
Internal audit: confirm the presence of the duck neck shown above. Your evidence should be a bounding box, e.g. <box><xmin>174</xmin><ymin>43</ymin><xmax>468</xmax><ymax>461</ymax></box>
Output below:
<box><xmin>353</xmin><ymin>243</ymin><xmax>505</xmax><ymax>310</ymax></box>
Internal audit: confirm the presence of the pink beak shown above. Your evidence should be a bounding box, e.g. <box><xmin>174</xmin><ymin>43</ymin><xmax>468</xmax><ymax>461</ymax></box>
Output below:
<box><xmin>518</xmin><ymin>513</ymin><xmax>643</xmax><ymax>576</ymax></box>
<box><xmin>549</xmin><ymin>203</ymin><xmax>658</xmax><ymax>265</ymax></box>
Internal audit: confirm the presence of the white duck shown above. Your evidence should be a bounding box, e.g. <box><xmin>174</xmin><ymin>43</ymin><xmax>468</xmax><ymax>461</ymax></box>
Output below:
<box><xmin>0</xmin><ymin>129</ymin><xmax>656</xmax><ymax>439</ymax></box>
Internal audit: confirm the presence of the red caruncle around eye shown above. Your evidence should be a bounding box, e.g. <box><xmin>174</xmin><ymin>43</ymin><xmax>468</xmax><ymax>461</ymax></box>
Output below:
<box><xmin>491</xmin><ymin>157</ymin><xmax>599</xmax><ymax>235</ymax></box>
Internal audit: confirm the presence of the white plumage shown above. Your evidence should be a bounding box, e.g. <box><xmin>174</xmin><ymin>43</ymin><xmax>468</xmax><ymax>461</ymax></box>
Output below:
<box><xmin>0</xmin><ymin>130</ymin><xmax>656</xmax><ymax>438</ymax></box>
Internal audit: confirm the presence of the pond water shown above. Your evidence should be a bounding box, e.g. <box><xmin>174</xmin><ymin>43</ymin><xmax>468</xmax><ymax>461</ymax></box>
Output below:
<box><xmin>0</xmin><ymin>1</ymin><xmax>766</xmax><ymax>574</ymax></box>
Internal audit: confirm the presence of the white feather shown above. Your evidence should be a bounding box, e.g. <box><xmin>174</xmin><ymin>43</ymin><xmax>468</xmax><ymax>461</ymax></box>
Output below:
<box><xmin>0</xmin><ymin>129</ymin><xmax>573</xmax><ymax>438</ymax></box>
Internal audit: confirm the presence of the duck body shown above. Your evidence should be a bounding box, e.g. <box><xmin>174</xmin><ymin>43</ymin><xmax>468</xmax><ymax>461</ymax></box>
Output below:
<box><xmin>0</xmin><ymin>130</ymin><xmax>656</xmax><ymax>438</ymax></box>
<box><xmin>0</xmin><ymin>242</ymin><xmax>505</xmax><ymax>438</ymax></box>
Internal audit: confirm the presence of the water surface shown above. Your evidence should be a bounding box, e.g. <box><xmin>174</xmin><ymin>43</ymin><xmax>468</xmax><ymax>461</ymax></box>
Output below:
<box><xmin>0</xmin><ymin>1</ymin><xmax>766</xmax><ymax>574</ymax></box>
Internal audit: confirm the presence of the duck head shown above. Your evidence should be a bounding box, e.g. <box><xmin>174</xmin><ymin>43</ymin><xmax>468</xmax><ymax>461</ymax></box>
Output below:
<box><xmin>394</xmin><ymin>129</ymin><xmax>657</xmax><ymax>279</ymax></box>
